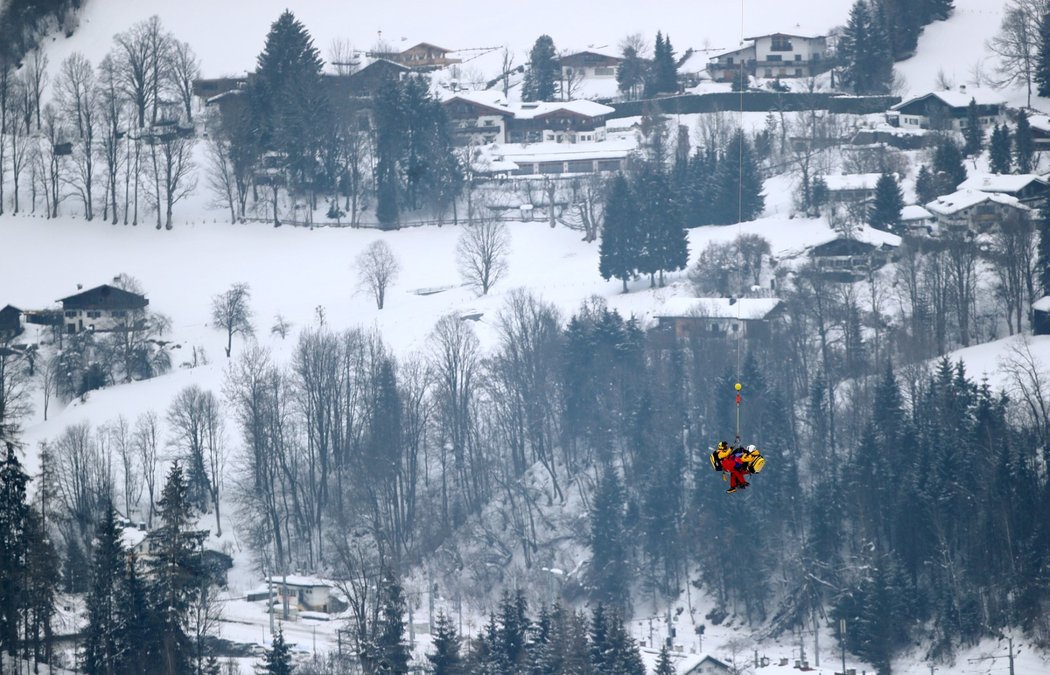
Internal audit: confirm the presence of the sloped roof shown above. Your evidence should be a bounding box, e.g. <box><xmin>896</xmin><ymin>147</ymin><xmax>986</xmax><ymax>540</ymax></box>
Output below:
<box><xmin>891</xmin><ymin>87</ymin><xmax>1005</xmax><ymax>111</ymax></box>
<box><xmin>559</xmin><ymin>50</ymin><xmax>623</xmax><ymax>66</ymax></box>
<box><xmin>58</xmin><ymin>284</ymin><xmax>148</xmax><ymax>310</ymax></box>
<box><xmin>441</xmin><ymin>91</ymin><xmax>614</xmax><ymax>120</ymax></box>
<box><xmin>1034</xmin><ymin>296</ymin><xmax>1050</xmax><ymax>313</ymax></box>
<box><xmin>821</xmin><ymin>173</ymin><xmax>882</xmax><ymax>192</ymax></box>
<box><xmin>655</xmin><ymin>297</ymin><xmax>783</xmax><ymax>320</ymax></box>
<box><xmin>901</xmin><ymin>204</ymin><xmax>933</xmax><ymax>221</ymax></box>
<box><xmin>957</xmin><ymin>173</ymin><xmax>1048</xmax><ymax>194</ymax></box>
<box><xmin>926</xmin><ymin>189</ymin><xmax>1029</xmax><ymax>216</ymax></box>
<box><xmin>266</xmin><ymin>575</ymin><xmax>332</xmax><ymax>589</ymax></box>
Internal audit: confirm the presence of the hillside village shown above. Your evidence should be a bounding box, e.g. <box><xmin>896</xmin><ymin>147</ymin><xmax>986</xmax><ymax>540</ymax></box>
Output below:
<box><xmin>4</xmin><ymin>0</ymin><xmax>1050</xmax><ymax>674</ymax></box>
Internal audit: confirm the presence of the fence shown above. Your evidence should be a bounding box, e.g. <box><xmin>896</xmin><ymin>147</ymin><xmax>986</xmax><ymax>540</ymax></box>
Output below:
<box><xmin>608</xmin><ymin>92</ymin><xmax>901</xmax><ymax>119</ymax></box>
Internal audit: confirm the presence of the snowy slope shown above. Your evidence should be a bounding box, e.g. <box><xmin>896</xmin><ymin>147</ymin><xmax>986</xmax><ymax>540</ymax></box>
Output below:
<box><xmin>38</xmin><ymin>0</ymin><xmax>854</xmax><ymax>79</ymax></box>
<box><xmin>894</xmin><ymin>0</ymin><xmax>1010</xmax><ymax>102</ymax></box>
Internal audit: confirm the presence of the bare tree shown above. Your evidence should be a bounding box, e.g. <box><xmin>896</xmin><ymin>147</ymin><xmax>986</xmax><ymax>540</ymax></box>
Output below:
<box><xmin>499</xmin><ymin>48</ymin><xmax>516</xmax><ymax>97</ymax></box>
<box><xmin>456</xmin><ymin>217</ymin><xmax>511</xmax><ymax>295</ymax></box>
<box><xmin>110</xmin><ymin>415</ymin><xmax>142</xmax><ymax>519</ymax></box>
<box><xmin>39</xmin><ymin>354</ymin><xmax>59</xmax><ymax>422</ymax></box>
<box><xmin>145</xmin><ymin>129</ymin><xmax>196</xmax><ymax>229</ymax></box>
<box><xmin>206</xmin><ymin>131</ymin><xmax>241</xmax><ymax>224</ymax></box>
<box><xmin>133</xmin><ymin>410</ymin><xmax>160</xmax><ymax>527</ymax></box>
<box><xmin>211</xmin><ymin>283</ymin><xmax>254</xmax><ymax>358</ymax></box>
<box><xmin>0</xmin><ymin>348</ymin><xmax>32</xmax><ymax>442</ymax></box>
<box><xmin>167</xmin><ymin>39</ymin><xmax>200</xmax><ymax>122</ymax></box>
<box><xmin>55</xmin><ymin>52</ymin><xmax>99</xmax><ymax>219</ymax></box>
<box><xmin>25</xmin><ymin>49</ymin><xmax>48</xmax><ymax>130</ymax></box>
<box><xmin>562</xmin><ymin>174</ymin><xmax>607</xmax><ymax>242</ymax></box>
<box><xmin>97</xmin><ymin>54</ymin><xmax>127</xmax><ymax>224</ymax></box>
<box><xmin>988</xmin><ymin>0</ymin><xmax>1046</xmax><ymax>108</ymax></box>
<box><xmin>114</xmin><ymin>15</ymin><xmax>172</xmax><ymax>128</ymax></box>
<box><xmin>0</xmin><ymin>60</ymin><xmax>10</xmax><ymax>216</ymax></box>
<box><xmin>201</xmin><ymin>391</ymin><xmax>225</xmax><ymax>536</ymax></box>
<box><xmin>329</xmin><ymin>38</ymin><xmax>360</xmax><ymax>76</ymax></box>
<box><xmin>36</xmin><ymin>104</ymin><xmax>67</xmax><ymax>218</ymax></box>
<box><xmin>7</xmin><ymin>76</ymin><xmax>31</xmax><ymax>213</ymax></box>
<box><xmin>356</xmin><ymin>240</ymin><xmax>400</xmax><ymax>310</ymax></box>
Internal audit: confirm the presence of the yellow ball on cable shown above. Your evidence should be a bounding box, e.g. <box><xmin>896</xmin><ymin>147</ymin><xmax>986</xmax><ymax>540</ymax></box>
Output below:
<box><xmin>735</xmin><ymin>383</ymin><xmax>742</xmax><ymax>391</ymax></box>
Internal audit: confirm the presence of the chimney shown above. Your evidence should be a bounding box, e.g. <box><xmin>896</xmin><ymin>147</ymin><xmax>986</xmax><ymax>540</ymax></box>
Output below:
<box><xmin>959</xmin><ymin>84</ymin><xmax>967</xmax><ymax>94</ymax></box>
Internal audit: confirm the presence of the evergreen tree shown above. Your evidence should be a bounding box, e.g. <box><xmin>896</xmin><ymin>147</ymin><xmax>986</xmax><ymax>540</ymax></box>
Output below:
<box><xmin>932</xmin><ymin>138</ymin><xmax>967</xmax><ymax>196</ymax></box>
<box><xmin>118</xmin><ymin>553</ymin><xmax>157</xmax><ymax>674</ymax></box>
<box><xmin>84</xmin><ymin>505</ymin><xmax>126</xmax><ymax>675</ymax></box>
<box><xmin>962</xmin><ymin>98</ymin><xmax>983</xmax><ymax>156</ymax></box>
<box><xmin>869</xmin><ymin>173</ymin><xmax>904</xmax><ymax>232</ymax></box>
<box><xmin>0</xmin><ymin>442</ymin><xmax>29</xmax><ymax>660</ymax></box>
<box><xmin>23</xmin><ymin>510</ymin><xmax>57</xmax><ymax>667</ymax></box>
<box><xmin>497</xmin><ymin>590</ymin><xmax>529</xmax><ymax>668</ymax></box>
<box><xmin>715</xmin><ymin>130</ymin><xmax>765</xmax><ymax>223</ymax></box>
<box><xmin>616</xmin><ymin>46</ymin><xmax>647</xmax><ymax>100</ymax></box>
<box><xmin>372</xmin><ymin>572</ymin><xmax>410</xmax><ymax>674</ymax></box>
<box><xmin>654</xmin><ymin>646</ymin><xmax>676</xmax><ymax>675</ymax></box>
<box><xmin>523</xmin><ymin>35</ymin><xmax>559</xmax><ymax>101</ymax></box>
<box><xmin>1039</xmin><ymin>196</ymin><xmax>1050</xmax><ymax>296</ymax></box>
<box><xmin>148</xmin><ymin>462</ymin><xmax>207</xmax><ymax>675</ymax></box>
<box><xmin>599</xmin><ymin>174</ymin><xmax>640</xmax><ymax>292</ymax></box>
<box><xmin>866</xmin><ymin>1</ymin><xmax>896</xmax><ymax>94</ymax></box>
<box><xmin>1038</xmin><ymin>10</ymin><xmax>1050</xmax><ymax>97</ymax></box>
<box><xmin>603</xmin><ymin>613</ymin><xmax>646</xmax><ymax>675</ymax></box>
<box><xmin>839</xmin><ymin>1</ymin><xmax>872</xmax><ymax>94</ymax></box>
<box><xmin>634</xmin><ymin>156</ymin><xmax>687</xmax><ymax>287</ymax></box>
<box><xmin>652</xmin><ymin>32</ymin><xmax>678</xmax><ymax>94</ymax></box>
<box><xmin>1015</xmin><ymin>109</ymin><xmax>1035</xmax><ymax>174</ymax></box>
<box><xmin>262</xmin><ymin>628</ymin><xmax>294</xmax><ymax>675</ymax></box>
<box><xmin>989</xmin><ymin>123</ymin><xmax>1013</xmax><ymax>174</ymax></box>
<box><xmin>914</xmin><ymin>164</ymin><xmax>937</xmax><ymax>204</ymax></box>
<box><xmin>251</xmin><ymin>11</ymin><xmax>327</xmax><ymax>189</ymax></box>
<box><xmin>588</xmin><ymin>467</ymin><xmax>630</xmax><ymax>612</ymax></box>
<box><xmin>427</xmin><ymin>611</ymin><xmax>463</xmax><ymax>675</ymax></box>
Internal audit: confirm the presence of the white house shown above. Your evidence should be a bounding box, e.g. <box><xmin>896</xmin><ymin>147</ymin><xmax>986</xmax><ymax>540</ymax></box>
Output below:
<box><xmin>900</xmin><ymin>204</ymin><xmax>935</xmax><ymax>236</ymax></box>
<box><xmin>442</xmin><ymin>91</ymin><xmax>615</xmax><ymax>146</ymax></box>
<box><xmin>559</xmin><ymin>50</ymin><xmax>622</xmax><ymax>81</ymax></box>
<box><xmin>888</xmin><ymin>86</ymin><xmax>1006</xmax><ymax>131</ymax></box>
<box><xmin>58</xmin><ymin>284</ymin><xmax>149</xmax><ymax>335</ymax></box>
<box><xmin>246</xmin><ymin>575</ymin><xmax>339</xmax><ymax>613</ymax></box>
<box><xmin>957</xmin><ymin>173</ymin><xmax>1050</xmax><ymax>205</ymax></box>
<box><xmin>653</xmin><ymin>297</ymin><xmax>785</xmax><ymax>341</ymax></box>
<box><xmin>745</xmin><ymin>31</ymin><xmax>828</xmax><ymax>79</ymax></box>
<box><xmin>707</xmin><ymin>30</ymin><xmax>826</xmax><ymax>81</ymax></box>
<box><xmin>925</xmin><ymin>189</ymin><xmax>1030</xmax><ymax>232</ymax></box>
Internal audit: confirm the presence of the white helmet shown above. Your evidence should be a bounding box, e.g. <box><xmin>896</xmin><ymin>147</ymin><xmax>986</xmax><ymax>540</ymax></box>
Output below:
<box><xmin>747</xmin><ymin>444</ymin><xmax>758</xmax><ymax>453</ymax></box>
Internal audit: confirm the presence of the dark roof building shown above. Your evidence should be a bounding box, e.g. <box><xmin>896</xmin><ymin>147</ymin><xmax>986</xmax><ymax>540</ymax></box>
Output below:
<box><xmin>0</xmin><ymin>305</ymin><xmax>23</xmax><ymax>340</ymax></box>
<box><xmin>58</xmin><ymin>285</ymin><xmax>148</xmax><ymax>311</ymax></box>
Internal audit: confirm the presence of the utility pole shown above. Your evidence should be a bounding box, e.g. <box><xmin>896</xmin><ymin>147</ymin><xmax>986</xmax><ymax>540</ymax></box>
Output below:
<box><xmin>1009</xmin><ymin>636</ymin><xmax>1015</xmax><ymax>675</ymax></box>
<box><xmin>840</xmin><ymin>618</ymin><xmax>847</xmax><ymax>675</ymax></box>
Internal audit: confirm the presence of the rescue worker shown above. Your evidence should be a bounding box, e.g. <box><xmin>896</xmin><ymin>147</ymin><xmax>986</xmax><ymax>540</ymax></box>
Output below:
<box><xmin>721</xmin><ymin>446</ymin><xmax>750</xmax><ymax>493</ymax></box>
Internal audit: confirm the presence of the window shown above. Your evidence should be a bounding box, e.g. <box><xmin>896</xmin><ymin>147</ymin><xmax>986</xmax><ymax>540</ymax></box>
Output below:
<box><xmin>771</xmin><ymin>36</ymin><xmax>793</xmax><ymax>51</ymax></box>
<box><xmin>594</xmin><ymin>66</ymin><xmax>614</xmax><ymax>76</ymax></box>
<box><xmin>765</xmin><ymin>69</ymin><xmax>773</xmax><ymax>77</ymax></box>
<box><xmin>795</xmin><ymin>68</ymin><xmax>803</xmax><ymax>76</ymax></box>
<box><xmin>726</xmin><ymin>56</ymin><xmax>735</xmax><ymax>65</ymax></box>
<box><xmin>767</xmin><ymin>54</ymin><xmax>782</xmax><ymax>62</ymax></box>
<box><xmin>794</xmin><ymin>54</ymin><xmax>802</xmax><ymax>61</ymax></box>
<box><xmin>64</xmin><ymin>310</ymin><xmax>77</xmax><ymax>318</ymax></box>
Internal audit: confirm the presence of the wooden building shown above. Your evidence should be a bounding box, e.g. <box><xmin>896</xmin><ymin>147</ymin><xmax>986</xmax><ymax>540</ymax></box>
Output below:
<box><xmin>58</xmin><ymin>284</ymin><xmax>149</xmax><ymax>334</ymax></box>
<box><xmin>0</xmin><ymin>305</ymin><xmax>23</xmax><ymax>341</ymax></box>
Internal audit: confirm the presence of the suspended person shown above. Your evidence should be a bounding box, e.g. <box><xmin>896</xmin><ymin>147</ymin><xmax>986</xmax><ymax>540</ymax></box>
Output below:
<box><xmin>720</xmin><ymin>444</ymin><xmax>750</xmax><ymax>493</ymax></box>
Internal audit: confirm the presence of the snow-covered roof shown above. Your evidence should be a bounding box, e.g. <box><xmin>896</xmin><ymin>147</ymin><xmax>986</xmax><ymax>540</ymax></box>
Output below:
<box><xmin>655</xmin><ymin>297</ymin><xmax>783</xmax><ymax>320</ymax></box>
<box><xmin>266</xmin><ymin>575</ymin><xmax>332</xmax><ymax>589</ymax></box>
<box><xmin>513</xmin><ymin>100</ymin><xmax>615</xmax><ymax>119</ymax></box>
<box><xmin>494</xmin><ymin>136</ymin><xmax>637</xmax><ymax>164</ymax></box>
<box><xmin>442</xmin><ymin>90</ymin><xmax>614</xmax><ymax>119</ymax></box>
<box><xmin>1033</xmin><ymin>296</ymin><xmax>1050</xmax><ymax>313</ymax></box>
<box><xmin>901</xmin><ymin>204</ymin><xmax>933</xmax><ymax>221</ymax></box>
<box><xmin>1029</xmin><ymin>113</ymin><xmax>1050</xmax><ymax>132</ymax></box>
<box><xmin>707</xmin><ymin>43</ymin><xmax>756</xmax><ymax>60</ymax></box>
<box><xmin>891</xmin><ymin>87</ymin><xmax>1005</xmax><ymax>111</ymax></box>
<box><xmin>805</xmin><ymin>225</ymin><xmax>902</xmax><ymax>251</ymax></box>
<box><xmin>639</xmin><ymin>648</ymin><xmax>731</xmax><ymax>674</ymax></box>
<box><xmin>926</xmin><ymin>189</ymin><xmax>1029</xmax><ymax>216</ymax></box>
<box><xmin>821</xmin><ymin>173</ymin><xmax>882</xmax><ymax>191</ymax></box>
<box><xmin>957</xmin><ymin>173</ymin><xmax>1048</xmax><ymax>194</ymax></box>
